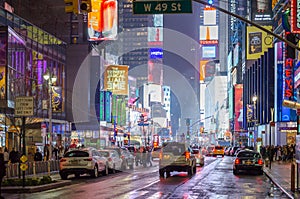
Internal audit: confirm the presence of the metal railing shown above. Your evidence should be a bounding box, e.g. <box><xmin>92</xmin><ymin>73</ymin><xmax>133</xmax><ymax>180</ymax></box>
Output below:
<box><xmin>5</xmin><ymin>160</ymin><xmax>59</xmax><ymax>178</ymax></box>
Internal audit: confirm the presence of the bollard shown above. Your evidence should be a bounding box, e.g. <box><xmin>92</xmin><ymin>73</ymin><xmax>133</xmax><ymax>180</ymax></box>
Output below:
<box><xmin>291</xmin><ymin>162</ymin><xmax>296</xmax><ymax>192</ymax></box>
<box><xmin>33</xmin><ymin>162</ymin><xmax>36</xmax><ymax>178</ymax></box>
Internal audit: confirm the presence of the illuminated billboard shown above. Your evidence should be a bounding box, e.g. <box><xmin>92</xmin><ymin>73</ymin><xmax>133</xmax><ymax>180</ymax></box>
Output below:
<box><xmin>199</xmin><ymin>25</ymin><xmax>218</xmax><ymax>44</ymax></box>
<box><xmin>202</xmin><ymin>46</ymin><xmax>216</xmax><ymax>59</ymax></box>
<box><xmin>200</xmin><ymin>60</ymin><xmax>208</xmax><ymax>81</ymax></box>
<box><xmin>291</xmin><ymin>0</ymin><xmax>300</xmax><ymax>33</ymax></box>
<box><xmin>88</xmin><ymin>0</ymin><xmax>118</xmax><ymax>41</ymax></box>
<box><xmin>246</xmin><ymin>26</ymin><xmax>273</xmax><ymax>60</ymax></box>
<box><xmin>234</xmin><ymin>84</ymin><xmax>243</xmax><ymax>131</ymax></box>
<box><xmin>104</xmin><ymin>65</ymin><xmax>128</xmax><ymax>95</ymax></box>
<box><xmin>251</xmin><ymin>0</ymin><xmax>272</xmax><ymax>25</ymax></box>
<box><xmin>149</xmin><ymin>48</ymin><xmax>163</xmax><ymax>59</ymax></box>
<box><xmin>203</xmin><ymin>9</ymin><xmax>216</xmax><ymax>25</ymax></box>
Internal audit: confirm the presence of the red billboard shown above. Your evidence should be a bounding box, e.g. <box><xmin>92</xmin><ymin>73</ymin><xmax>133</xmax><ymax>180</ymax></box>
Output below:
<box><xmin>291</xmin><ymin>0</ymin><xmax>300</xmax><ymax>33</ymax></box>
<box><xmin>234</xmin><ymin>84</ymin><xmax>243</xmax><ymax>131</ymax></box>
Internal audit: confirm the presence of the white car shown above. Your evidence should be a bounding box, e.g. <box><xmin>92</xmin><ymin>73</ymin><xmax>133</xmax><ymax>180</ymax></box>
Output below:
<box><xmin>98</xmin><ymin>149</ymin><xmax>123</xmax><ymax>173</ymax></box>
<box><xmin>59</xmin><ymin>147</ymin><xmax>108</xmax><ymax>180</ymax></box>
<box><xmin>192</xmin><ymin>148</ymin><xmax>204</xmax><ymax>167</ymax></box>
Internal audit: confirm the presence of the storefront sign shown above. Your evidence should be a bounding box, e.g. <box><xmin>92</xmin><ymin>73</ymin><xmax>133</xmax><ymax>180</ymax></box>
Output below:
<box><xmin>104</xmin><ymin>65</ymin><xmax>128</xmax><ymax>95</ymax></box>
<box><xmin>284</xmin><ymin>58</ymin><xmax>294</xmax><ymax>99</ymax></box>
<box><xmin>291</xmin><ymin>0</ymin><xmax>300</xmax><ymax>33</ymax></box>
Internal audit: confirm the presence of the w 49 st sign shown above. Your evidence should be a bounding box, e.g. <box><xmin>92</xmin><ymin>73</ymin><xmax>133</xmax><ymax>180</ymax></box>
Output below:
<box><xmin>133</xmin><ymin>0</ymin><xmax>192</xmax><ymax>14</ymax></box>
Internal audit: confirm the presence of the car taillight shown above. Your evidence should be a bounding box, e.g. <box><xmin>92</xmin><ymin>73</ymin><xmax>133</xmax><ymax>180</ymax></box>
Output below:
<box><xmin>185</xmin><ymin>151</ymin><xmax>190</xmax><ymax>159</ymax></box>
<box><xmin>235</xmin><ymin>158</ymin><xmax>241</xmax><ymax>164</ymax></box>
<box><xmin>60</xmin><ymin>158</ymin><xmax>67</xmax><ymax>162</ymax></box>
<box><xmin>84</xmin><ymin>157</ymin><xmax>93</xmax><ymax>161</ymax></box>
<box><xmin>258</xmin><ymin>159</ymin><xmax>263</xmax><ymax>165</ymax></box>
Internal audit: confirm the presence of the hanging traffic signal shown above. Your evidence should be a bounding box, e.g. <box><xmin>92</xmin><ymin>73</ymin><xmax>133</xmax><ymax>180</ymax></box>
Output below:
<box><xmin>80</xmin><ymin>0</ymin><xmax>92</xmax><ymax>13</ymax></box>
<box><xmin>64</xmin><ymin>0</ymin><xmax>79</xmax><ymax>14</ymax></box>
<box><xmin>249</xmin><ymin>132</ymin><xmax>253</xmax><ymax>139</ymax></box>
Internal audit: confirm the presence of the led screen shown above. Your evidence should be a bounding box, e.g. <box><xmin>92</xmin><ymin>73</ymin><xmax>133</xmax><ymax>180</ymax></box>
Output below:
<box><xmin>149</xmin><ymin>48</ymin><xmax>163</xmax><ymax>59</ymax></box>
<box><xmin>204</xmin><ymin>10</ymin><xmax>216</xmax><ymax>25</ymax></box>
<box><xmin>202</xmin><ymin>46</ymin><xmax>216</xmax><ymax>58</ymax></box>
<box><xmin>88</xmin><ymin>0</ymin><xmax>118</xmax><ymax>41</ymax></box>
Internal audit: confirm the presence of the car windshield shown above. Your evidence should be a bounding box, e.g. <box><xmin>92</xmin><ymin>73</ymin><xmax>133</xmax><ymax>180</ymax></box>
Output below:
<box><xmin>163</xmin><ymin>144</ymin><xmax>185</xmax><ymax>155</ymax></box>
<box><xmin>192</xmin><ymin>149</ymin><xmax>199</xmax><ymax>154</ymax></box>
<box><xmin>64</xmin><ymin>151</ymin><xmax>89</xmax><ymax>158</ymax></box>
<box><xmin>153</xmin><ymin>147</ymin><xmax>161</xmax><ymax>152</ymax></box>
<box><xmin>215</xmin><ymin>146</ymin><xmax>223</xmax><ymax>150</ymax></box>
<box><xmin>99</xmin><ymin>151</ymin><xmax>110</xmax><ymax>157</ymax></box>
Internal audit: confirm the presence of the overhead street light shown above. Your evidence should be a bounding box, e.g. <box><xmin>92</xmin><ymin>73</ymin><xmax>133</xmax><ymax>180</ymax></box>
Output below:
<box><xmin>43</xmin><ymin>70</ymin><xmax>57</xmax><ymax>160</ymax></box>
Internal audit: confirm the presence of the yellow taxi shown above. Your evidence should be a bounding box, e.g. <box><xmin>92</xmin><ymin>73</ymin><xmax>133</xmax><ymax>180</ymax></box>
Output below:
<box><xmin>212</xmin><ymin>146</ymin><xmax>225</xmax><ymax>157</ymax></box>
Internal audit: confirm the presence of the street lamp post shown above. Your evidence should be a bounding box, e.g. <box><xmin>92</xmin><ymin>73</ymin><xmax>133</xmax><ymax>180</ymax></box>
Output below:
<box><xmin>43</xmin><ymin>71</ymin><xmax>57</xmax><ymax>160</ymax></box>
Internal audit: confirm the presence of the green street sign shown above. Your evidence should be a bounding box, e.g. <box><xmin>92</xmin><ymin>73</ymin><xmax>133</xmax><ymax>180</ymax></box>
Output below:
<box><xmin>133</xmin><ymin>0</ymin><xmax>192</xmax><ymax>14</ymax></box>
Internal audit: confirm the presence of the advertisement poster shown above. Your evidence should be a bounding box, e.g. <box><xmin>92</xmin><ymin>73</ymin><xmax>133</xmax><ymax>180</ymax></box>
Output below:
<box><xmin>88</xmin><ymin>0</ymin><xmax>118</xmax><ymax>41</ymax></box>
<box><xmin>296</xmin><ymin>135</ymin><xmax>300</xmax><ymax>163</ymax></box>
<box><xmin>246</xmin><ymin>26</ymin><xmax>273</xmax><ymax>60</ymax></box>
<box><xmin>52</xmin><ymin>86</ymin><xmax>62</xmax><ymax>112</ymax></box>
<box><xmin>104</xmin><ymin>65</ymin><xmax>129</xmax><ymax>95</ymax></box>
<box><xmin>0</xmin><ymin>66</ymin><xmax>5</xmax><ymax>101</ymax></box>
<box><xmin>234</xmin><ymin>84</ymin><xmax>243</xmax><ymax>131</ymax></box>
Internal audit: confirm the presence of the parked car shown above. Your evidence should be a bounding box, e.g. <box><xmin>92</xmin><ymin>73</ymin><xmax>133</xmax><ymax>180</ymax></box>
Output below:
<box><xmin>59</xmin><ymin>147</ymin><xmax>108</xmax><ymax>180</ymax></box>
<box><xmin>105</xmin><ymin>147</ymin><xmax>128</xmax><ymax>170</ymax></box>
<box><xmin>213</xmin><ymin>146</ymin><xmax>225</xmax><ymax>157</ymax></box>
<box><xmin>192</xmin><ymin>148</ymin><xmax>204</xmax><ymax>167</ymax></box>
<box><xmin>233</xmin><ymin>149</ymin><xmax>264</xmax><ymax>175</ymax></box>
<box><xmin>151</xmin><ymin>147</ymin><xmax>162</xmax><ymax>160</ymax></box>
<box><xmin>159</xmin><ymin>142</ymin><xmax>196</xmax><ymax>178</ymax></box>
<box><xmin>120</xmin><ymin>147</ymin><xmax>135</xmax><ymax>169</ymax></box>
<box><xmin>98</xmin><ymin>149</ymin><xmax>123</xmax><ymax>173</ymax></box>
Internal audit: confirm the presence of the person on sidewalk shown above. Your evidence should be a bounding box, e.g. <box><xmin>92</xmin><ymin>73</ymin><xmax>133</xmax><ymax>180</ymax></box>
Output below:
<box><xmin>3</xmin><ymin>147</ymin><xmax>9</xmax><ymax>165</ymax></box>
<box><xmin>34</xmin><ymin>148</ymin><xmax>43</xmax><ymax>161</ymax></box>
<box><xmin>0</xmin><ymin>148</ymin><xmax>6</xmax><ymax>199</ymax></box>
<box><xmin>9</xmin><ymin>147</ymin><xmax>19</xmax><ymax>164</ymax></box>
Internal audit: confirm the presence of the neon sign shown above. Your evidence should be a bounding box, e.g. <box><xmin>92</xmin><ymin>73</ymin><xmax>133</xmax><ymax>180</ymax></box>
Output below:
<box><xmin>284</xmin><ymin>58</ymin><xmax>294</xmax><ymax>98</ymax></box>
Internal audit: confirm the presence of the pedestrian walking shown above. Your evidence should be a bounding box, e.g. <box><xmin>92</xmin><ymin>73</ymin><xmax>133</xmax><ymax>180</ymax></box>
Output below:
<box><xmin>44</xmin><ymin>144</ymin><xmax>50</xmax><ymax>161</ymax></box>
<box><xmin>3</xmin><ymin>147</ymin><xmax>9</xmax><ymax>165</ymax></box>
<box><xmin>34</xmin><ymin>148</ymin><xmax>43</xmax><ymax>161</ymax></box>
<box><xmin>0</xmin><ymin>148</ymin><xmax>6</xmax><ymax>199</ymax></box>
<box><xmin>9</xmin><ymin>147</ymin><xmax>19</xmax><ymax>163</ymax></box>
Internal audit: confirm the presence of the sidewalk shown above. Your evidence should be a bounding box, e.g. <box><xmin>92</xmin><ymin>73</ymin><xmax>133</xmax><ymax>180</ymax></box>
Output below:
<box><xmin>263</xmin><ymin>160</ymin><xmax>299</xmax><ymax>199</ymax></box>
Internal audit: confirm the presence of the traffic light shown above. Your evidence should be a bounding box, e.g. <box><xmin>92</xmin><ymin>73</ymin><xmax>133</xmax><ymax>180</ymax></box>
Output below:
<box><xmin>64</xmin><ymin>0</ymin><xmax>79</xmax><ymax>14</ymax></box>
<box><xmin>80</xmin><ymin>0</ymin><xmax>92</xmax><ymax>13</ymax></box>
<box><xmin>249</xmin><ymin>132</ymin><xmax>253</xmax><ymax>139</ymax></box>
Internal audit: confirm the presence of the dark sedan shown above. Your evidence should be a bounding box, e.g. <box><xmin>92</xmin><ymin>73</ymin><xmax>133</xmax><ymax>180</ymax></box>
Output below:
<box><xmin>233</xmin><ymin>149</ymin><xmax>264</xmax><ymax>175</ymax></box>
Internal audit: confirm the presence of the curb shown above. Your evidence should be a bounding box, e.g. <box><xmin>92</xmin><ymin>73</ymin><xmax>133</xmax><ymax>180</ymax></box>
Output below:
<box><xmin>1</xmin><ymin>180</ymin><xmax>72</xmax><ymax>193</ymax></box>
<box><xmin>263</xmin><ymin>168</ymin><xmax>295</xmax><ymax>199</ymax></box>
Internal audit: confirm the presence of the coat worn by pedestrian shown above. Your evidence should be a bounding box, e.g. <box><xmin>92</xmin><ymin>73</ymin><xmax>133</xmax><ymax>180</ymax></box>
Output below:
<box><xmin>0</xmin><ymin>153</ymin><xmax>6</xmax><ymax>179</ymax></box>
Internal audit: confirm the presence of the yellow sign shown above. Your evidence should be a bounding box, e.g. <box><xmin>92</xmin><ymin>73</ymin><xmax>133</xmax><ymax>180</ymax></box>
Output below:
<box><xmin>104</xmin><ymin>65</ymin><xmax>129</xmax><ymax>95</ymax></box>
<box><xmin>246</xmin><ymin>26</ymin><xmax>273</xmax><ymax>60</ymax></box>
<box><xmin>20</xmin><ymin>163</ymin><xmax>28</xmax><ymax>171</ymax></box>
<box><xmin>20</xmin><ymin>155</ymin><xmax>28</xmax><ymax>163</ymax></box>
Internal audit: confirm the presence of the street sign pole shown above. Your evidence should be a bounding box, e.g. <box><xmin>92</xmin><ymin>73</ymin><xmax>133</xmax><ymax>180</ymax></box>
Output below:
<box><xmin>22</xmin><ymin>116</ymin><xmax>26</xmax><ymax>187</ymax></box>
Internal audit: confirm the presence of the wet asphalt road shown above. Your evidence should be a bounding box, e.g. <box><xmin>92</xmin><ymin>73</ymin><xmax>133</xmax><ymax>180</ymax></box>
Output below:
<box><xmin>2</xmin><ymin>156</ymin><xmax>289</xmax><ymax>199</ymax></box>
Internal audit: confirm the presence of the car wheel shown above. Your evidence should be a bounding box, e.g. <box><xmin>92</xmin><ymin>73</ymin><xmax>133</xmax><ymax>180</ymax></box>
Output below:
<box><xmin>129</xmin><ymin>164</ymin><xmax>134</xmax><ymax>170</ymax></box>
<box><xmin>187</xmin><ymin>166</ymin><xmax>193</xmax><ymax>176</ymax></box>
<box><xmin>91</xmin><ymin>165</ymin><xmax>99</xmax><ymax>178</ymax></box>
<box><xmin>233</xmin><ymin>169</ymin><xmax>239</xmax><ymax>175</ymax></box>
<box><xmin>166</xmin><ymin>171</ymin><xmax>171</xmax><ymax>178</ymax></box>
<box><xmin>102</xmin><ymin>163</ymin><xmax>109</xmax><ymax>176</ymax></box>
<box><xmin>112</xmin><ymin>164</ymin><xmax>116</xmax><ymax>174</ymax></box>
<box><xmin>60</xmin><ymin>173</ymin><xmax>68</xmax><ymax>180</ymax></box>
<box><xmin>159</xmin><ymin>169</ymin><xmax>164</xmax><ymax>177</ymax></box>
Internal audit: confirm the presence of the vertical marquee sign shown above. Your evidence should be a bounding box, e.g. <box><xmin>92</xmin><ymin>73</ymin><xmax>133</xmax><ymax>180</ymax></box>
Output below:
<box><xmin>284</xmin><ymin>58</ymin><xmax>294</xmax><ymax>99</ymax></box>
<box><xmin>291</xmin><ymin>0</ymin><xmax>300</xmax><ymax>33</ymax></box>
